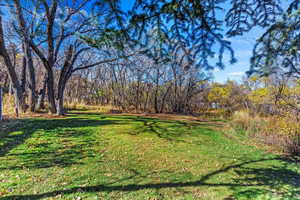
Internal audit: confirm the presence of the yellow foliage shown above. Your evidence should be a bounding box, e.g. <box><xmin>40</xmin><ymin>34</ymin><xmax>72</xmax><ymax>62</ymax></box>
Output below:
<box><xmin>248</xmin><ymin>88</ymin><xmax>269</xmax><ymax>104</ymax></box>
<box><xmin>208</xmin><ymin>84</ymin><xmax>230</xmax><ymax>103</ymax></box>
<box><xmin>249</xmin><ymin>75</ymin><xmax>259</xmax><ymax>82</ymax></box>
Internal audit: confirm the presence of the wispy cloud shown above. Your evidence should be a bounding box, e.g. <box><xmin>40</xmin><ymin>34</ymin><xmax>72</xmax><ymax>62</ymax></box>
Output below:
<box><xmin>227</xmin><ymin>71</ymin><xmax>245</xmax><ymax>76</ymax></box>
<box><xmin>213</xmin><ymin>68</ymin><xmax>220</xmax><ymax>73</ymax></box>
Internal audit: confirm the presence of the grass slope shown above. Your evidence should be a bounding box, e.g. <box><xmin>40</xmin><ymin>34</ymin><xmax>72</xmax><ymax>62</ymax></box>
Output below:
<box><xmin>0</xmin><ymin>113</ymin><xmax>299</xmax><ymax>200</ymax></box>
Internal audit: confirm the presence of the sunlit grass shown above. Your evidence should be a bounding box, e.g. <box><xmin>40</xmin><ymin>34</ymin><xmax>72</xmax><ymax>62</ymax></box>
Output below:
<box><xmin>0</xmin><ymin>113</ymin><xmax>299</xmax><ymax>199</ymax></box>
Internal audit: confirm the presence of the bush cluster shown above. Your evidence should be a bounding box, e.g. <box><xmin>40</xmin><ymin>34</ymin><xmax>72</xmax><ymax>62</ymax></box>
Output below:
<box><xmin>231</xmin><ymin>110</ymin><xmax>300</xmax><ymax>155</ymax></box>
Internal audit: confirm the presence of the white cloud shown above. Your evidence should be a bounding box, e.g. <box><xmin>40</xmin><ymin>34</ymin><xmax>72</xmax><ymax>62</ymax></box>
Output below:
<box><xmin>213</xmin><ymin>68</ymin><xmax>220</xmax><ymax>73</ymax></box>
<box><xmin>227</xmin><ymin>71</ymin><xmax>245</xmax><ymax>76</ymax></box>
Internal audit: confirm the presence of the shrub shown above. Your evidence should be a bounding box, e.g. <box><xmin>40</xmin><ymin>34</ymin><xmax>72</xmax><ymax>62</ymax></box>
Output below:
<box><xmin>231</xmin><ymin>110</ymin><xmax>300</xmax><ymax>155</ymax></box>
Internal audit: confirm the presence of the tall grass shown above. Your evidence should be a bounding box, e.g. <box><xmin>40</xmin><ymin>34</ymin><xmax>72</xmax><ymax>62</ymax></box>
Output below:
<box><xmin>64</xmin><ymin>102</ymin><xmax>119</xmax><ymax>113</ymax></box>
<box><xmin>231</xmin><ymin>110</ymin><xmax>300</xmax><ymax>155</ymax></box>
<box><xmin>2</xmin><ymin>94</ymin><xmax>15</xmax><ymax>115</ymax></box>
<box><xmin>2</xmin><ymin>95</ymin><xmax>121</xmax><ymax>116</ymax></box>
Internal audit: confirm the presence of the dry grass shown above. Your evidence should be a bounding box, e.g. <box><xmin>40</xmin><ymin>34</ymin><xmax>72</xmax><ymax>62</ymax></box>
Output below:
<box><xmin>65</xmin><ymin>102</ymin><xmax>118</xmax><ymax>113</ymax></box>
<box><xmin>2</xmin><ymin>94</ymin><xmax>15</xmax><ymax>115</ymax></box>
<box><xmin>230</xmin><ymin>110</ymin><xmax>300</xmax><ymax>155</ymax></box>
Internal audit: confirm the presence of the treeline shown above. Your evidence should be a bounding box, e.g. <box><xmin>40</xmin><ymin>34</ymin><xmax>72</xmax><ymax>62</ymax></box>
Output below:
<box><xmin>63</xmin><ymin>55</ymin><xmax>208</xmax><ymax>113</ymax></box>
<box><xmin>62</xmin><ymin>68</ymin><xmax>300</xmax><ymax>116</ymax></box>
<box><xmin>1</xmin><ymin>52</ymin><xmax>300</xmax><ymax>118</ymax></box>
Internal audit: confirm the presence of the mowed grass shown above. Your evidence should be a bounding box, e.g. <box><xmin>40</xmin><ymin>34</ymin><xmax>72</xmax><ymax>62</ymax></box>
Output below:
<box><xmin>0</xmin><ymin>113</ymin><xmax>299</xmax><ymax>200</ymax></box>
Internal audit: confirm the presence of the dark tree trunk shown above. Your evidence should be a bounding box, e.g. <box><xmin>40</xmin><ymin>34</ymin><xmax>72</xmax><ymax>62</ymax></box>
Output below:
<box><xmin>24</xmin><ymin>42</ymin><xmax>37</xmax><ymax>112</ymax></box>
<box><xmin>56</xmin><ymin>76</ymin><xmax>68</xmax><ymax>115</ymax></box>
<box><xmin>14</xmin><ymin>87</ymin><xmax>24</xmax><ymax>116</ymax></box>
<box><xmin>154</xmin><ymin>68</ymin><xmax>160</xmax><ymax>113</ymax></box>
<box><xmin>160</xmin><ymin>85</ymin><xmax>171</xmax><ymax>113</ymax></box>
<box><xmin>47</xmin><ymin>70</ymin><xmax>57</xmax><ymax>114</ymax></box>
<box><xmin>21</xmin><ymin>54</ymin><xmax>27</xmax><ymax>94</ymax></box>
<box><xmin>0</xmin><ymin>87</ymin><xmax>2</xmax><ymax>121</ymax></box>
<box><xmin>13</xmin><ymin>0</ymin><xmax>58</xmax><ymax>114</ymax></box>
<box><xmin>0</xmin><ymin>16</ymin><xmax>25</xmax><ymax>115</ymax></box>
<box><xmin>144</xmin><ymin>86</ymin><xmax>149</xmax><ymax>112</ymax></box>
<box><xmin>37</xmin><ymin>75</ymin><xmax>48</xmax><ymax>110</ymax></box>
<box><xmin>154</xmin><ymin>88</ymin><xmax>159</xmax><ymax>113</ymax></box>
<box><xmin>56</xmin><ymin>45</ymin><xmax>73</xmax><ymax>115</ymax></box>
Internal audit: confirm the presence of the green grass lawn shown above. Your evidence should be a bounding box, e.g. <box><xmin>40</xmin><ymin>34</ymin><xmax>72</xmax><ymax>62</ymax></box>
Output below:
<box><xmin>0</xmin><ymin>113</ymin><xmax>299</xmax><ymax>200</ymax></box>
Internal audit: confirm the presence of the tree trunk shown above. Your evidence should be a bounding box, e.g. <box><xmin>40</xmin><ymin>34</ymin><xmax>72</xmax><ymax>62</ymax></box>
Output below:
<box><xmin>55</xmin><ymin>45</ymin><xmax>74</xmax><ymax>116</ymax></box>
<box><xmin>154</xmin><ymin>68</ymin><xmax>160</xmax><ymax>113</ymax></box>
<box><xmin>21</xmin><ymin>54</ymin><xmax>26</xmax><ymax>94</ymax></box>
<box><xmin>36</xmin><ymin>75</ymin><xmax>48</xmax><ymax>110</ymax></box>
<box><xmin>36</xmin><ymin>90</ymin><xmax>46</xmax><ymax>110</ymax></box>
<box><xmin>37</xmin><ymin>75</ymin><xmax>48</xmax><ymax>110</ymax></box>
<box><xmin>12</xmin><ymin>0</ymin><xmax>57</xmax><ymax>114</ymax></box>
<box><xmin>24</xmin><ymin>42</ymin><xmax>36</xmax><ymax>112</ymax></box>
<box><xmin>160</xmin><ymin>85</ymin><xmax>171</xmax><ymax>113</ymax></box>
<box><xmin>144</xmin><ymin>86</ymin><xmax>149</xmax><ymax>112</ymax></box>
<box><xmin>56</xmin><ymin>73</ymin><xmax>71</xmax><ymax>115</ymax></box>
<box><xmin>14</xmin><ymin>86</ymin><xmax>24</xmax><ymax>117</ymax></box>
<box><xmin>154</xmin><ymin>88</ymin><xmax>159</xmax><ymax>113</ymax></box>
<box><xmin>56</xmin><ymin>76</ymin><xmax>67</xmax><ymax>115</ymax></box>
<box><xmin>13</xmin><ymin>0</ymin><xmax>37</xmax><ymax>112</ymax></box>
<box><xmin>28</xmin><ymin>85</ymin><xmax>36</xmax><ymax>112</ymax></box>
<box><xmin>56</xmin><ymin>92</ymin><xmax>64</xmax><ymax>116</ymax></box>
<box><xmin>0</xmin><ymin>16</ymin><xmax>25</xmax><ymax>115</ymax></box>
<box><xmin>47</xmin><ymin>70</ymin><xmax>57</xmax><ymax>114</ymax></box>
<box><xmin>0</xmin><ymin>87</ymin><xmax>3</xmax><ymax>121</ymax></box>
<box><xmin>9</xmin><ymin>81</ymin><xmax>13</xmax><ymax>95</ymax></box>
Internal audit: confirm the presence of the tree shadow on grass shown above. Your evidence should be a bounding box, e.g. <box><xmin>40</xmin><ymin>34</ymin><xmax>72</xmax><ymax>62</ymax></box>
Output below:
<box><xmin>0</xmin><ymin>114</ymin><xmax>202</xmax><ymax>171</ymax></box>
<box><xmin>129</xmin><ymin>117</ymin><xmax>218</xmax><ymax>144</ymax></box>
<box><xmin>0</xmin><ymin>117</ymin><xmax>123</xmax><ymax>169</ymax></box>
<box><xmin>1</xmin><ymin>158</ymin><xmax>299</xmax><ymax>200</ymax></box>
<box><xmin>226</xmin><ymin>165</ymin><xmax>300</xmax><ymax>199</ymax></box>
<box><xmin>1</xmin><ymin>113</ymin><xmax>299</xmax><ymax>199</ymax></box>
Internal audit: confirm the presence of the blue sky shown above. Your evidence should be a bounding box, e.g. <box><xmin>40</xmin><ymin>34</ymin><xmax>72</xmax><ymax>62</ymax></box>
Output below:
<box><xmin>212</xmin><ymin>0</ymin><xmax>290</xmax><ymax>83</ymax></box>
<box><xmin>212</xmin><ymin>28</ymin><xmax>264</xmax><ymax>83</ymax></box>
<box><xmin>119</xmin><ymin>0</ymin><xmax>262</xmax><ymax>83</ymax></box>
<box><xmin>120</xmin><ymin>0</ymin><xmax>290</xmax><ymax>83</ymax></box>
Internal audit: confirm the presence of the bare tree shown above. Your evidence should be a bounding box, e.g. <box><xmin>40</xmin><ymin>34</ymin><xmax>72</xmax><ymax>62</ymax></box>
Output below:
<box><xmin>0</xmin><ymin>16</ymin><xmax>24</xmax><ymax>116</ymax></box>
